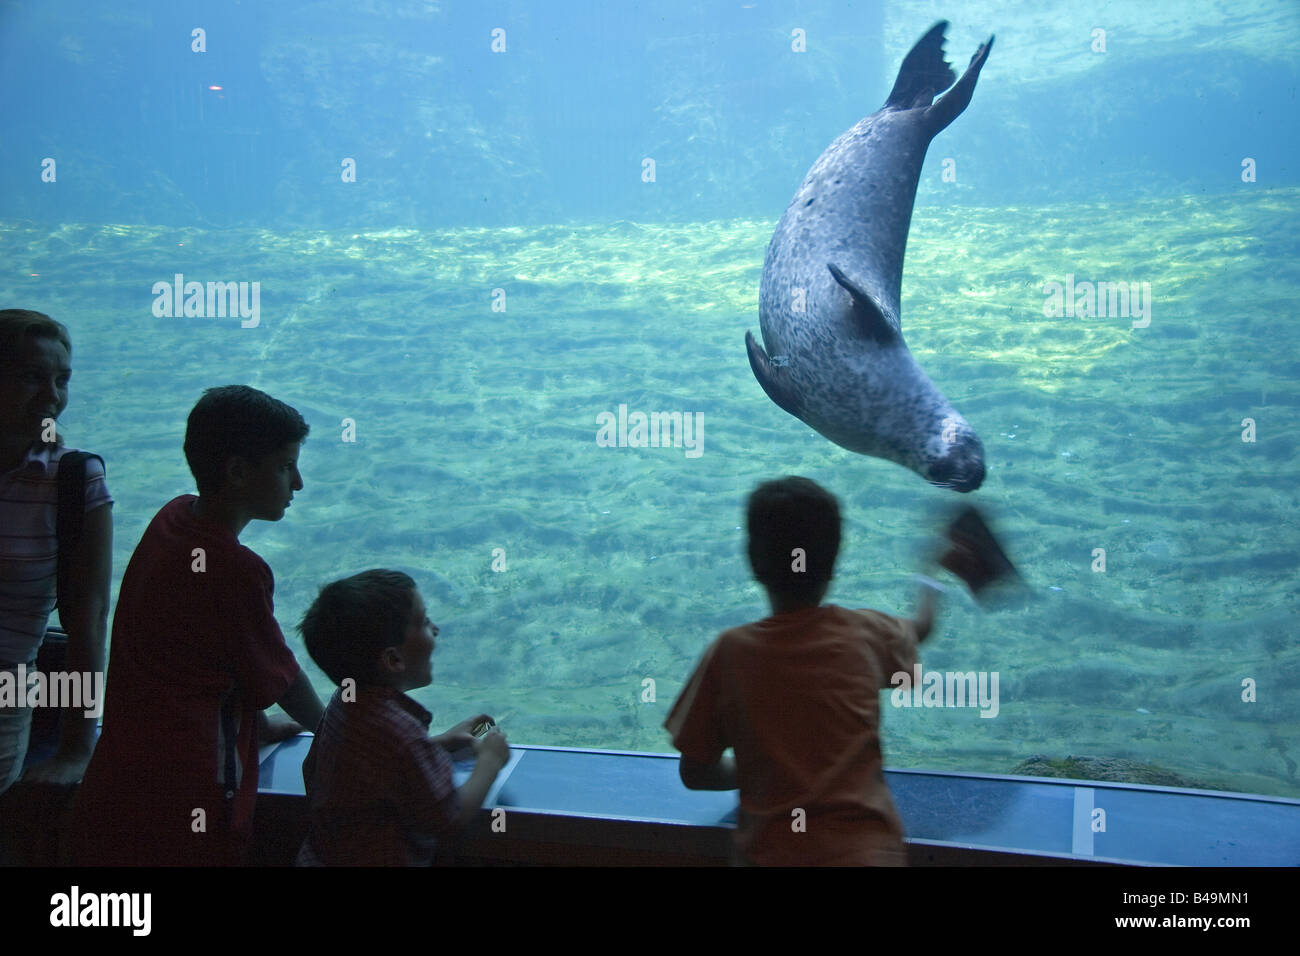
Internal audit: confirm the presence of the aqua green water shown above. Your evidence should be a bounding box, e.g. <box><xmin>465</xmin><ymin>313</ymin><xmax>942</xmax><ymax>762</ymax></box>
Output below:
<box><xmin>5</xmin><ymin>186</ymin><xmax>1297</xmax><ymax>797</ymax></box>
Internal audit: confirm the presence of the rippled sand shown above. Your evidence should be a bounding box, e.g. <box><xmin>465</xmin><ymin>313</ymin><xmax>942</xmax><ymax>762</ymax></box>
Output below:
<box><xmin>3</xmin><ymin>186</ymin><xmax>1296</xmax><ymax>795</ymax></box>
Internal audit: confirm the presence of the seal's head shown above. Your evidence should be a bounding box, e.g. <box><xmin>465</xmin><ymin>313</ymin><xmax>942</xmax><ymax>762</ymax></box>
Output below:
<box><xmin>924</xmin><ymin>413</ymin><xmax>986</xmax><ymax>492</ymax></box>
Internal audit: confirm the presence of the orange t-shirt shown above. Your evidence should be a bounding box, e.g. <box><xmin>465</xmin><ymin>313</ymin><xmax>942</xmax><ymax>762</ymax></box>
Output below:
<box><xmin>665</xmin><ymin>604</ymin><xmax>918</xmax><ymax>866</ymax></box>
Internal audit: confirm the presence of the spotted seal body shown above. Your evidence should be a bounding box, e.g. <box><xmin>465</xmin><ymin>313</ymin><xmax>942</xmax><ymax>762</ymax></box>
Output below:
<box><xmin>747</xmin><ymin>21</ymin><xmax>994</xmax><ymax>492</ymax></box>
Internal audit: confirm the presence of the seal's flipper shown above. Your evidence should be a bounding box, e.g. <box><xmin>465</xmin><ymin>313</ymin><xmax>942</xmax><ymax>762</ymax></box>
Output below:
<box><xmin>926</xmin><ymin>34</ymin><xmax>994</xmax><ymax>135</ymax></box>
<box><xmin>828</xmin><ymin>263</ymin><xmax>899</xmax><ymax>344</ymax></box>
<box><xmin>884</xmin><ymin>20</ymin><xmax>957</xmax><ymax>111</ymax></box>
<box><xmin>745</xmin><ymin>330</ymin><xmax>804</xmax><ymax>420</ymax></box>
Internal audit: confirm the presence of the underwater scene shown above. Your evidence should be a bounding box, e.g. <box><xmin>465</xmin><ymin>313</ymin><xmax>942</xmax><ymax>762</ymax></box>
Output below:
<box><xmin>2</xmin><ymin>0</ymin><xmax>1297</xmax><ymax>798</ymax></box>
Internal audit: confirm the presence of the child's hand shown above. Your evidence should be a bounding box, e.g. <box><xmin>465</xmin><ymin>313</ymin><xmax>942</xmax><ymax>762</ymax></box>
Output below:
<box><xmin>435</xmin><ymin>713</ymin><xmax>494</xmax><ymax>753</ymax></box>
<box><xmin>473</xmin><ymin>728</ymin><xmax>509</xmax><ymax>770</ymax></box>
<box><xmin>257</xmin><ymin>711</ymin><xmax>306</xmax><ymax>744</ymax></box>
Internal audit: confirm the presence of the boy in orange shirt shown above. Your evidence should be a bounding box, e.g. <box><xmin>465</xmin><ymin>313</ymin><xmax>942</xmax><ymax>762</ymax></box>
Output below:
<box><xmin>665</xmin><ymin>476</ymin><xmax>937</xmax><ymax>865</ymax></box>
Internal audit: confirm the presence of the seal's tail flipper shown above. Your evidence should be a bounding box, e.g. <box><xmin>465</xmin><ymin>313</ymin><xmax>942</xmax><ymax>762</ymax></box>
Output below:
<box><xmin>884</xmin><ymin>20</ymin><xmax>957</xmax><ymax>111</ymax></box>
<box><xmin>925</xmin><ymin>33</ymin><xmax>994</xmax><ymax>135</ymax></box>
<box><xmin>746</xmin><ymin>330</ymin><xmax>804</xmax><ymax>421</ymax></box>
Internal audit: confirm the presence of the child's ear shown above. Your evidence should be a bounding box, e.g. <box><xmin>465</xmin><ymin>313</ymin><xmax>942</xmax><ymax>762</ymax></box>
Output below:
<box><xmin>378</xmin><ymin>645</ymin><xmax>402</xmax><ymax>675</ymax></box>
<box><xmin>222</xmin><ymin>455</ymin><xmax>251</xmax><ymax>491</ymax></box>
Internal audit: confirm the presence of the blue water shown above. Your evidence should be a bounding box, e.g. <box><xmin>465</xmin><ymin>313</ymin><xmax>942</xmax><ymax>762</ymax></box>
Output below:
<box><xmin>1</xmin><ymin>0</ymin><xmax>1298</xmax><ymax>797</ymax></box>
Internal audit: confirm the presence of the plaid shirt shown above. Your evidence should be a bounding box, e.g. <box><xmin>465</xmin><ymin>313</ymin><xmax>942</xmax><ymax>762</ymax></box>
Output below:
<box><xmin>298</xmin><ymin>684</ymin><xmax>459</xmax><ymax>865</ymax></box>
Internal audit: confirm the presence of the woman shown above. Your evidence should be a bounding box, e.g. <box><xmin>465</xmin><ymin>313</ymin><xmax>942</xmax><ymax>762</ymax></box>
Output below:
<box><xmin>0</xmin><ymin>309</ymin><xmax>112</xmax><ymax>798</ymax></box>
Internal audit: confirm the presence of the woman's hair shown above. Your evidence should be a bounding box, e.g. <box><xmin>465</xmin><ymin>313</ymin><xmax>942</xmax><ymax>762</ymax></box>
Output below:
<box><xmin>0</xmin><ymin>309</ymin><xmax>71</xmax><ymax>361</ymax></box>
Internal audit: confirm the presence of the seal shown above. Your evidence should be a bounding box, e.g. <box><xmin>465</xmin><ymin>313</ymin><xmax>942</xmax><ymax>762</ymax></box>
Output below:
<box><xmin>746</xmin><ymin>21</ymin><xmax>994</xmax><ymax>492</ymax></box>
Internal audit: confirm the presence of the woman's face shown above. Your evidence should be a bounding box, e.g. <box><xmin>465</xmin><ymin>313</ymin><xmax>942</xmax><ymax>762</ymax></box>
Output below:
<box><xmin>0</xmin><ymin>335</ymin><xmax>70</xmax><ymax>443</ymax></box>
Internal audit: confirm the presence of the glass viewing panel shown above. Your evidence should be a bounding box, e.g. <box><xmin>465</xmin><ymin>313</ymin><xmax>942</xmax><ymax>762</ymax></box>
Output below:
<box><xmin>2</xmin><ymin>0</ymin><xmax>1296</xmax><ymax>799</ymax></box>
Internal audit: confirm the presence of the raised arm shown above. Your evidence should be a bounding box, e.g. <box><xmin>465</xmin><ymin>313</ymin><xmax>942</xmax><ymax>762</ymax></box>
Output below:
<box><xmin>913</xmin><ymin>579</ymin><xmax>939</xmax><ymax>644</ymax></box>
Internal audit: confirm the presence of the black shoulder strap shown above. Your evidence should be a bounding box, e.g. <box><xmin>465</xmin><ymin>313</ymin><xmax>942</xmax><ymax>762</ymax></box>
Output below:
<box><xmin>56</xmin><ymin>451</ymin><xmax>104</xmax><ymax>608</ymax></box>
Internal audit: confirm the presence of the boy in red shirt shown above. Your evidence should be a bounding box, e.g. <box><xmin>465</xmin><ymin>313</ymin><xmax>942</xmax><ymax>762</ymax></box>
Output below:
<box><xmin>666</xmin><ymin>476</ymin><xmax>937</xmax><ymax>866</ymax></box>
<box><xmin>73</xmin><ymin>385</ymin><xmax>324</xmax><ymax>865</ymax></box>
